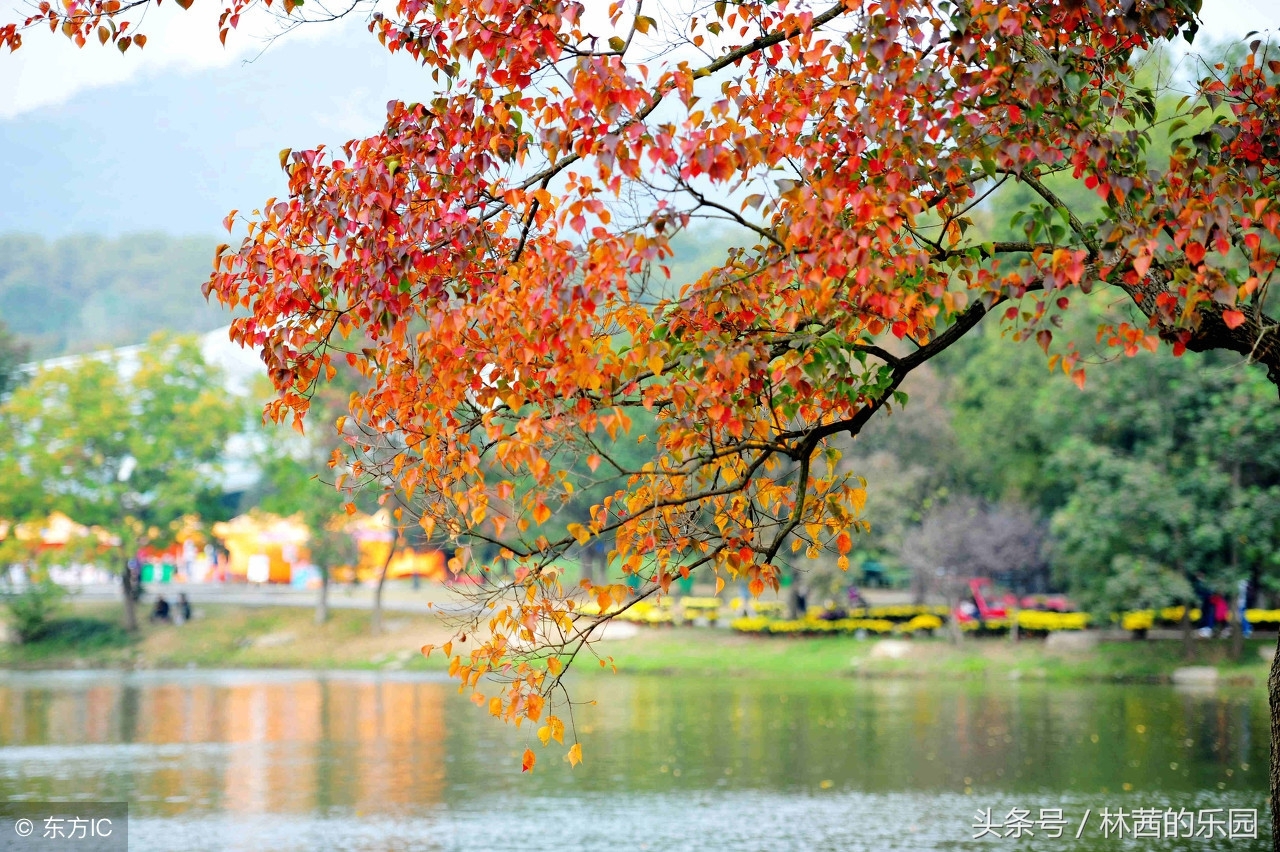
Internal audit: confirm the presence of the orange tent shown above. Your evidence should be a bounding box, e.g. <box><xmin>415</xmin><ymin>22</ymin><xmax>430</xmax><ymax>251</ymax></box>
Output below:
<box><xmin>212</xmin><ymin>512</ymin><xmax>310</xmax><ymax>584</ymax></box>
<box><xmin>333</xmin><ymin>510</ymin><xmax>447</xmax><ymax>583</ymax></box>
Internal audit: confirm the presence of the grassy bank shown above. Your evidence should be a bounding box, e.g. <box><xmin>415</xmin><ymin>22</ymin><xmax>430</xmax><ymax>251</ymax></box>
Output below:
<box><xmin>0</xmin><ymin>602</ymin><xmax>454</xmax><ymax>672</ymax></box>
<box><xmin>2</xmin><ymin>601</ymin><xmax>1273</xmax><ymax>685</ymax></box>
<box><xmin>595</xmin><ymin>628</ymin><xmax>1274</xmax><ymax>685</ymax></box>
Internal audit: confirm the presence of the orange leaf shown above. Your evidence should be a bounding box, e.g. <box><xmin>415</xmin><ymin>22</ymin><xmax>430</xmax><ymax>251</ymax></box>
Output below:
<box><xmin>522</xmin><ymin>748</ymin><xmax>536</xmax><ymax>772</ymax></box>
<box><xmin>1222</xmin><ymin>309</ymin><xmax>1246</xmax><ymax>329</ymax></box>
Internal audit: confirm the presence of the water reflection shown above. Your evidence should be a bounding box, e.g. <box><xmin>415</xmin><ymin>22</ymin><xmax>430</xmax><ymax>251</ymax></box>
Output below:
<box><xmin>0</xmin><ymin>671</ymin><xmax>1268</xmax><ymax>850</ymax></box>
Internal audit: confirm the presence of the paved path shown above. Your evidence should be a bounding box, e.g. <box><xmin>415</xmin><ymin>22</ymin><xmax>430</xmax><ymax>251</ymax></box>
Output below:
<box><xmin>65</xmin><ymin>579</ymin><xmax>917</xmax><ymax>620</ymax></box>
<box><xmin>67</xmin><ymin>581</ymin><xmax>475</xmax><ymax>615</ymax></box>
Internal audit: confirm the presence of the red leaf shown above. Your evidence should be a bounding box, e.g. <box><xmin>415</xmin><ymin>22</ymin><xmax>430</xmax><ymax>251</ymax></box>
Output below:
<box><xmin>1222</xmin><ymin>309</ymin><xmax>1246</xmax><ymax>329</ymax></box>
<box><xmin>1131</xmin><ymin>253</ymin><xmax>1151</xmax><ymax>278</ymax></box>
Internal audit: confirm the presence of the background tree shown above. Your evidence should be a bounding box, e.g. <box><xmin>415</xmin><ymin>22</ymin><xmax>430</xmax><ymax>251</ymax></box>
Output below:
<box><xmin>0</xmin><ymin>334</ymin><xmax>245</xmax><ymax>630</ymax></box>
<box><xmin>0</xmin><ymin>234</ymin><xmax>227</xmax><ymax>359</ymax></box>
<box><xmin>0</xmin><ymin>320</ymin><xmax>29</xmax><ymax>400</ymax></box>
<box><xmin>898</xmin><ymin>496</ymin><xmax>1046</xmax><ymax>641</ymax></box>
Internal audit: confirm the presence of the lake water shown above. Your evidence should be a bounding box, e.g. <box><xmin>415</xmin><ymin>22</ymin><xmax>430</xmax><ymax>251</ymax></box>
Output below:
<box><xmin>0</xmin><ymin>670</ymin><xmax>1268</xmax><ymax>850</ymax></box>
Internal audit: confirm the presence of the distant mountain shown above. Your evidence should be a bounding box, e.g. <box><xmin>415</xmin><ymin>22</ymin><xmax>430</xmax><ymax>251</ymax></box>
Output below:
<box><xmin>0</xmin><ymin>24</ymin><xmax>426</xmax><ymax>237</ymax></box>
<box><xmin>0</xmin><ymin>232</ymin><xmax>228</xmax><ymax>358</ymax></box>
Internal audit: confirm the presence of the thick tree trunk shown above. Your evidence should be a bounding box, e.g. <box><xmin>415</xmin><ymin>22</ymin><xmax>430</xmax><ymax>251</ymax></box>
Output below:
<box><xmin>370</xmin><ymin>539</ymin><xmax>396</xmax><ymax>636</ymax></box>
<box><xmin>1269</xmin><ymin>630</ymin><xmax>1280</xmax><ymax>851</ymax></box>
<box><xmin>947</xmin><ymin>592</ymin><xmax>963</xmax><ymax>646</ymax></box>
<box><xmin>120</xmin><ymin>556</ymin><xmax>138</xmax><ymax>633</ymax></box>
<box><xmin>1231</xmin><ymin>606</ymin><xmax>1245</xmax><ymax>660</ymax></box>
<box><xmin>315</xmin><ymin>570</ymin><xmax>329</xmax><ymax>625</ymax></box>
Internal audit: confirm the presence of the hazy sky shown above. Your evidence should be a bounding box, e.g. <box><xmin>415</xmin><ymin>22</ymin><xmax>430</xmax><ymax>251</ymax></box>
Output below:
<box><xmin>1</xmin><ymin>0</ymin><xmax>1277</xmax><ymax>237</ymax></box>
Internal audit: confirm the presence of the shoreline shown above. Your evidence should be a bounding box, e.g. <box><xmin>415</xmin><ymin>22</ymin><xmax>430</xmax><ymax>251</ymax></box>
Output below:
<box><xmin>1</xmin><ymin>602</ymin><xmax>1273</xmax><ymax>687</ymax></box>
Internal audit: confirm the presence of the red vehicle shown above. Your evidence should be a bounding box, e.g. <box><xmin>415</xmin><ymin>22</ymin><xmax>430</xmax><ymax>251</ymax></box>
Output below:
<box><xmin>955</xmin><ymin>578</ymin><xmax>1075</xmax><ymax>623</ymax></box>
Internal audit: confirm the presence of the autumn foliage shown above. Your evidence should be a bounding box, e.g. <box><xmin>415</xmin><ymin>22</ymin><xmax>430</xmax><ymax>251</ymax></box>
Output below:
<box><xmin>7</xmin><ymin>0</ymin><xmax>1280</xmax><ymax>768</ymax></box>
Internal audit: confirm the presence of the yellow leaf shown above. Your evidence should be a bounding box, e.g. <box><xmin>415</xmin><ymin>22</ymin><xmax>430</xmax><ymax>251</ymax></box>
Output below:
<box><xmin>566</xmin><ymin>742</ymin><xmax>583</xmax><ymax>767</ymax></box>
<box><xmin>537</xmin><ymin>725</ymin><xmax>552</xmax><ymax>746</ymax></box>
<box><xmin>850</xmin><ymin>488</ymin><xmax>867</xmax><ymax>514</ymax></box>
<box><xmin>489</xmin><ymin>697</ymin><xmax>502</xmax><ymax>717</ymax></box>
<box><xmin>567</xmin><ymin>523</ymin><xmax>590</xmax><ymax>546</ymax></box>
<box><xmin>648</xmin><ymin>355</ymin><xmax>664</xmax><ymax>376</ymax></box>
<box><xmin>547</xmin><ymin>657</ymin><xmax>563</xmax><ymax>676</ymax></box>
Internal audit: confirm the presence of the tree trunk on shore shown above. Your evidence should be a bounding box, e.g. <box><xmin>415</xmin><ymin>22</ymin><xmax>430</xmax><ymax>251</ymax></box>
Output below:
<box><xmin>1180</xmin><ymin>603</ymin><xmax>1193</xmax><ymax>661</ymax></box>
<box><xmin>1231</xmin><ymin>608</ymin><xmax>1245</xmax><ymax>661</ymax></box>
<box><xmin>315</xmin><ymin>569</ymin><xmax>329</xmax><ymax>625</ymax></box>
<box><xmin>370</xmin><ymin>537</ymin><xmax>396</xmax><ymax>636</ymax></box>
<box><xmin>946</xmin><ymin>592</ymin><xmax>963</xmax><ymax>646</ymax></box>
<box><xmin>1268</xmin><ymin>630</ymin><xmax>1280</xmax><ymax>851</ymax></box>
<box><xmin>120</xmin><ymin>555</ymin><xmax>138</xmax><ymax>633</ymax></box>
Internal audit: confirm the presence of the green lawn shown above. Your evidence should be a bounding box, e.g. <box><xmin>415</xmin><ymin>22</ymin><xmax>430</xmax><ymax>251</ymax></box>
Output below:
<box><xmin>2</xmin><ymin>601</ymin><xmax>1273</xmax><ymax>686</ymax></box>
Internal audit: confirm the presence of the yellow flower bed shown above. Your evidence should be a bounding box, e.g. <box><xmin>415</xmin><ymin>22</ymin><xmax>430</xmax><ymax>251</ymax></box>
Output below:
<box><xmin>681</xmin><ymin>597</ymin><xmax>724</xmax><ymax>610</ymax></box>
<box><xmin>732</xmin><ymin>610</ymin><xmax>1091</xmax><ymax>637</ymax></box>
<box><xmin>752</xmin><ymin>601</ymin><xmax>787</xmax><ymax>618</ymax></box>
<box><xmin>1122</xmin><ymin>611</ymin><xmax>1154</xmax><ymax>632</ymax></box>
<box><xmin>902</xmin><ymin>614</ymin><xmax>944</xmax><ymax>632</ymax></box>
<box><xmin>616</xmin><ymin>600</ymin><xmax>674</xmax><ymax>625</ymax></box>
<box><xmin>1246</xmin><ymin>609</ymin><xmax>1280</xmax><ymax>625</ymax></box>
<box><xmin>1118</xmin><ymin>607</ymin><xmax>1204</xmax><ymax>631</ymax></box>
<box><xmin>679</xmin><ymin>597</ymin><xmax>722</xmax><ymax>624</ymax></box>
<box><xmin>962</xmin><ymin>617</ymin><xmax>1009</xmax><ymax>632</ymax></box>
<box><xmin>730</xmin><ymin>616</ymin><xmax>912</xmax><ymax>636</ymax></box>
<box><xmin>847</xmin><ymin>604</ymin><xmax>951</xmax><ymax>620</ymax></box>
<box><xmin>1156</xmin><ymin>606</ymin><xmax>1201</xmax><ymax>624</ymax></box>
<box><xmin>1017</xmin><ymin>610</ymin><xmax>1089</xmax><ymax>632</ymax></box>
